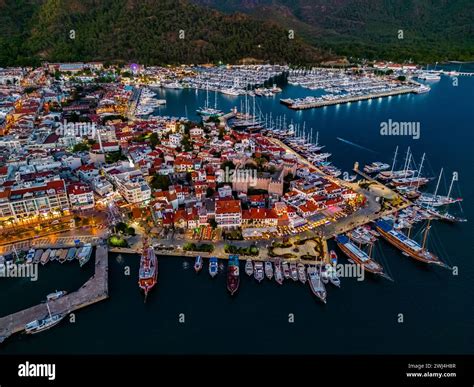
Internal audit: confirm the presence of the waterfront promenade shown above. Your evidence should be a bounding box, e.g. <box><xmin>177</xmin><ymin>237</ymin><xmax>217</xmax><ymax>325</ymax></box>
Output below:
<box><xmin>0</xmin><ymin>245</ymin><xmax>109</xmax><ymax>343</ymax></box>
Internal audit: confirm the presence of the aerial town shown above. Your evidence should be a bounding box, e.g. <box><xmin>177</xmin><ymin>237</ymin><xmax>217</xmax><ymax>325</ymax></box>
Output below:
<box><xmin>0</xmin><ymin>61</ymin><xmax>466</xmax><ymax>342</ymax></box>
<box><xmin>0</xmin><ymin>63</ymin><xmax>373</xmax><ymax>247</ymax></box>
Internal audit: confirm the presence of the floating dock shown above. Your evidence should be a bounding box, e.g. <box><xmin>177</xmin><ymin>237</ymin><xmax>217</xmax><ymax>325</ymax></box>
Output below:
<box><xmin>0</xmin><ymin>245</ymin><xmax>109</xmax><ymax>343</ymax></box>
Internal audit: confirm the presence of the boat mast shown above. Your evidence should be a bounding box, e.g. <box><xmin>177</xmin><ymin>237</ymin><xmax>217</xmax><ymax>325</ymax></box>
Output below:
<box><xmin>421</xmin><ymin>218</ymin><xmax>431</xmax><ymax>251</ymax></box>
<box><xmin>446</xmin><ymin>171</ymin><xmax>457</xmax><ymax>200</ymax></box>
<box><xmin>416</xmin><ymin>152</ymin><xmax>426</xmax><ymax>189</ymax></box>
<box><xmin>402</xmin><ymin>147</ymin><xmax>411</xmax><ymax>178</ymax></box>
<box><xmin>315</xmin><ymin>131</ymin><xmax>319</xmax><ymax>146</ymax></box>
<box><xmin>46</xmin><ymin>302</ymin><xmax>52</xmax><ymax>318</ymax></box>
<box><xmin>390</xmin><ymin>146</ymin><xmax>399</xmax><ymax>174</ymax></box>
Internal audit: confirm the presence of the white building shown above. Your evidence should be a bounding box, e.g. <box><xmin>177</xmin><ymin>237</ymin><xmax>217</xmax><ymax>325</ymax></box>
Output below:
<box><xmin>67</xmin><ymin>183</ymin><xmax>95</xmax><ymax>210</ymax></box>
<box><xmin>215</xmin><ymin>199</ymin><xmax>242</xmax><ymax>229</ymax></box>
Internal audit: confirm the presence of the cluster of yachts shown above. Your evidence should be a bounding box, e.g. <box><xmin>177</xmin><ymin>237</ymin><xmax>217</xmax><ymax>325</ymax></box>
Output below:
<box><xmin>281</xmin><ymin>81</ymin><xmax>415</xmax><ymax>109</ymax></box>
<box><xmin>363</xmin><ymin>146</ymin><xmax>466</xmax><ymax>223</ymax></box>
<box><xmin>287</xmin><ymin>68</ymin><xmax>417</xmax><ymax>100</ymax></box>
<box><xmin>184</xmin><ymin>65</ymin><xmax>287</xmax><ymax>96</ymax></box>
<box><xmin>264</xmin><ymin>121</ymin><xmax>355</xmax><ymax>180</ymax></box>
<box><xmin>11</xmin><ymin>244</ymin><xmax>93</xmax><ymax>268</ymax></box>
<box><xmin>193</xmin><ymin>254</ymin><xmax>341</xmax><ymax>304</ymax></box>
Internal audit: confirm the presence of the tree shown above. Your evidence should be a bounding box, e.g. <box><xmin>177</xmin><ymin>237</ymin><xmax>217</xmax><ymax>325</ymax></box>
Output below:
<box><xmin>115</xmin><ymin>222</ymin><xmax>128</xmax><ymax>234</ymax></box>
<box><xmin>150</xmin><ymin>174</ymin><xmax>171</xmax><ymax>190</ymax></box>
<box><xmin>149</xmin><ymin>132</ymin><xmax>160</xmax><ymax>149</ymax></box>
<box><xmin>72</xmin><ymin>142</ymin><xmax>90</xmax><ymax>152</ymax></box>
<box><xmin>218</xmin><ymin>127</ymin><xmax>225</xmax><ymax>140</ymax></box>
<box><xmin>105</xmin><ymin>151</ymin><xmax>124</xmax><ymax>164</ymax></box>
<box><xmin>181</xmin><ymin>135</ymin><xmax>192</xmax><ymax>152</ymax></box>
<box><xmin>206</xmin><ymin>187</ymin><xmax>215</xmax><ymax>198</ymax></box>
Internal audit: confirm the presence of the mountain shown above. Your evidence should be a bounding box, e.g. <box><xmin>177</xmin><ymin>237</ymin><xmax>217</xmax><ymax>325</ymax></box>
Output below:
<box><xmin>192</xmin><ymin>0</ymin><xmax>474</xmax><ymax>62</ymax></box>
<box><xmin>1</xmin><ymin>0</ymin><xmax>472</xmax><ymax>67</ymax></box>
<box><xmin>0</xmin><ymin>0</ymin><xmax>328</xmax><ymax>67</ymax></box>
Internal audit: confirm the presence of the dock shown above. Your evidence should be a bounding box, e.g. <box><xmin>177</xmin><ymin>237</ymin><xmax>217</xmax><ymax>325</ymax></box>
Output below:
<box><xmin>0</xmin><ymin>245</ymin><xmax>109</xmax><ymax>343</ymax></box>
<box><xmin>282</xmin><ymin>87</ymin><xmax>417</xmax><ymax>110</ymax></box>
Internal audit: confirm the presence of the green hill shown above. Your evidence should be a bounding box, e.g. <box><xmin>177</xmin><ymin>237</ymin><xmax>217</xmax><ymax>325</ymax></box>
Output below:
<box><xmin>0</xmin><ymin>0</ymin><xmax>327</xmax><ymax>67</ymax></box>
<box><xmin>193</xmin><ymin>0</ymin><xmax>474</xmax><ymax>63</ymax></box>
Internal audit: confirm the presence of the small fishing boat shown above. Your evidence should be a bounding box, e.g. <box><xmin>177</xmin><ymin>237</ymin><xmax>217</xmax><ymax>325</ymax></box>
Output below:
<box><xmin>40</xmin><ymin>249</ymin><xmax>51</xmax><ymax>265</ymax></box>
<box><xmin>264</xmin><ymin>261</ymin><xmax>273</xmax><ymax>280</ymax></box>
<box><xmin>49</xmin><ymin>250</ymin><xmax>57</xmax><ymax>261</ymax></box>
<box><xmin>254</xmin><ymin>261</ymin><xmax>264</xmax><ymax>282</ymax></box>
<box><xmin>209</xmin><ymin>257</ymin><xmax>218</xmax><ymax>278</ymax></box>
<box><xmin>290</xmin><ymin>262</ymin><xmax>298</xmax><ymax>281</ymax></box>
<box><xmin>325</xmin><ymin>264</ymin><xmax>341</xmax><ymax>287</ymax></box>
<box><xmin>274</xmin><ymin>260</ymin><xmax>284</xmax><ymax>285</ymax></box>
<box><xmin>66</xmin><ymin>248</ymin><xmax>77</xmax><ymax>261</ymax></box>
<box><xmin>297</xmin><ymin>263</ymin><xmax>307</xmax><ymax>283</ymax></box>
<box><xmin>307</xmin><ymin>265</ymin><xmax>327</xmax><ymax>304</ymax></box>
<box><xmin>34</xmin><ymin>249</ymin><xmax>43</xmax><ymax>264</ymax></box>
<box><xmin>46</xmin><ymin>290</ymin><xmax>67</xmax><ymax>302</ymax></box>
<box><xmin>194</xmin><ymin>256</ymin><xmax>203</xmax><ymax>273</ymax></box>
<box><xmin>26</xmin><ymin>248</ymin><xmax>35</xmax><ymax>264</ymax></box>
<box><xmin>282</xmin><ymin>261</ymin><xmax>290</xmax><ymax>279</ymax></box>
<box><xmin>245</xmin><ymin>259</ymin><xmax>254</xmax><ymax>276</ymax></box>
<box><xmin>58</xmin><ymin>249</ymin><xmax>68</xmax><ymax>264</ymax></box>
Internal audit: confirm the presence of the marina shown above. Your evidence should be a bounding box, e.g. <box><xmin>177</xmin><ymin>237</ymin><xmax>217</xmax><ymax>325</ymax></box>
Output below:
<box><xmin>281</xmin><ymin>87</ymin><xmax>419</xmax><ymax>110</ymax></box>
<box><xmin>0</xmin><ymin>65</ymin><xmax>471</xmax><ymax>355</ymax></box>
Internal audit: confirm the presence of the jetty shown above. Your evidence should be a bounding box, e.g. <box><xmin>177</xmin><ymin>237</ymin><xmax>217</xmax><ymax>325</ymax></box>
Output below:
<box><xmin>0</xmin><ymin>245</ymin><xmax>109</xmax><ymax>343</ymax></box>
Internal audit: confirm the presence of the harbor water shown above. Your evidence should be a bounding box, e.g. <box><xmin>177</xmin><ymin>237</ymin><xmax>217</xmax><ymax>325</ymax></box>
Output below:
<box><xmin>1</xmin><ymin>69</ymin><xmax>473</xmax><ymax>354</ymax></box>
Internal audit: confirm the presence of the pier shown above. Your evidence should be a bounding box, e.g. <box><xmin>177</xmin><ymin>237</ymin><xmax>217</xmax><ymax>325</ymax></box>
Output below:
<box><xmin>0</xmin><ymin>245</ymin><xmax>109</xmax><ymax>343</ymax></box>
<box><xmin>282</xmin><ymin>88</ymin><xmax>417</xmax><ymax>110</ymax></box>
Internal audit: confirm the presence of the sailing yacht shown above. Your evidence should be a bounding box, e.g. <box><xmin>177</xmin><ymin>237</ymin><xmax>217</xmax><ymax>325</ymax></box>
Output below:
<box><xmin>416</xmin><ymin>170</ymin><xmax>463</xmax><ymax>207</ymax></box>
<box><xmin>25</xmin><ymin>303</ymin><xmax>64</xmax><ymax>334</ymax></box>
<box><xmin>377</xmin><ymin>146</ymin><xmax>416</xmax><ymax>180</ymax></box>
<box><xmin>416</xmin><ymin>169</ymin><xmax>467</xmax><ymax>222</ymax></box>
<box><xmin>196</xmin><ymin>83</ymin><xmax>224</xmax><ymax>118</ymax></box>
<box><xmin>375</xmin><ymin>219</ymin><xmax>448</xmax><ymax>267</ymax></box>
